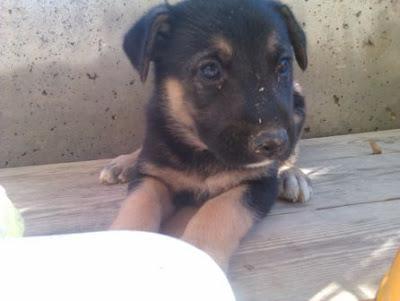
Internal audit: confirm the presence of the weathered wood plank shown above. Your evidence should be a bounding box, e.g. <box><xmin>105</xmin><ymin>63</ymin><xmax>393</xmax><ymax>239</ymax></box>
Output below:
<box><xmin>273</xmin><ymin>151</ymin><xmax>400</xmax><ymax>215</ymax></box>
<box><xmin>0</xmin><ymin>130</ymin><xmax>398</xmax><ymax>236</ymax></box>
<box><xmin>0</xmin><ymin>160</ymin><xmax>124</xmax><ymax>235</ymax></box>
<box><xmin>299</xmin><ymin>129</ymin><xmax>400</xmax><ymax>163</ymax></box>
<box><xmin>0</xmin><ymin>129</ymin><xmax>399</xmax><ymax>301</ymax></box>
<box><xmin>230</xmin><ymin>201</ymin><xmax>400</xmax><ymax>301</ymax></box>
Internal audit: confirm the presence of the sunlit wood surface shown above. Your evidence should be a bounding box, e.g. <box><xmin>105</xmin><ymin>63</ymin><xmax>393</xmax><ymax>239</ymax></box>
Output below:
<box><xmin>1</xmin><ymin>130</ymin><xmax>399</xmax><ymax>301</ymax></box>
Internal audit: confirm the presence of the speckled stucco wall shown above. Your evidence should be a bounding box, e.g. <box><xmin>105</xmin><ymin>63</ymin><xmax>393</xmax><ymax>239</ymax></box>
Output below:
<box><xmin>1</xmin><ymin>0</ymin><xmax>399</xmax><ymax>167</ymax></box>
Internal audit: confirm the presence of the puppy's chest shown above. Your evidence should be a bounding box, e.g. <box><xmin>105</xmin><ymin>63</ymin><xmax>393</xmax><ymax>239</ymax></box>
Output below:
<box><xmin>143</xmin><ymin>163</ymin><xmax>266</xmax><ymax>205</ymax></box>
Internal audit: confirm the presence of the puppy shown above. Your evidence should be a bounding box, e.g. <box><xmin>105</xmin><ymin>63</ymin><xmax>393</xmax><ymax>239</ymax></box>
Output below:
<box><xmin>102</xmin><ymin>0</ymin><xmax>311</xmax><ymax>270</ymax></box>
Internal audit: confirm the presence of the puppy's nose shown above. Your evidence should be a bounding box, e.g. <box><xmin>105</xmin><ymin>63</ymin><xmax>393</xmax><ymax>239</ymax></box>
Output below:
<box><xmin>251</xmin><ymin>129</ymin><xmax>289</xmax><ymax>158</ymax></box>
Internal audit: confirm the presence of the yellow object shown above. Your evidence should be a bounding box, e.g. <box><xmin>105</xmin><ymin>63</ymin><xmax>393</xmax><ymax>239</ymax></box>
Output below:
<box><xmin>376</xmin><ymin>251</ymin><xmax>400</xmax><ymax>301</ymax></box>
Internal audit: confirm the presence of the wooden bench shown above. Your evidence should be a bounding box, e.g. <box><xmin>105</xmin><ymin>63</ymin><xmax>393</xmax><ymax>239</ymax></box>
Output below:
<box><xmin>1</xmin><ymin>129</ymin><xmax>399</xmax><ymax>301</ymax></box>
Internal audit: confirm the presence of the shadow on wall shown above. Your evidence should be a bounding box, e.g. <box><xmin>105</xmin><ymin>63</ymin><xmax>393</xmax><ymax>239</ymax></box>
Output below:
<box><xmin>0</xmin><ymin>54</ymin><xmax>150</xmax><ymax>168</ymax></box>
<box><xmin>0</xmin><ymin>0</ymin><xmax>155</xmax><ymax>168</ymax></box>
<box><xmin>0</xmin><ymin>0</ymin><xmax>399</xmax><ymax>167</ymax></box>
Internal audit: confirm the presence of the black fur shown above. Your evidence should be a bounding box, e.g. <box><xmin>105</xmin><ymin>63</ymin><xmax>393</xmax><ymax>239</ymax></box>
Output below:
<box><xmin>123</xmin><ymin>4</ymin><xmax>170</xmax><ymax>82</ymax></box>
<box><xmin>244</xmin><ymin>173</ymin><xmax>279</xmax><ymax>218</ymax></box>
<box><xmin>127</xmin><ymin>167</ymin><xmax>145</xmax><ymax>192</ymax></box>
<box><xmin>124</xmin><ymin>0</ymin><xmax>307</xmax><ymax>215</ymax></box>
<box><xmin>280</xmin><ymin>5</ymin><xmax>308</xmax><ymax>70</ymax></box>
<box><xmin>293</xmin><ymin>88</ymin><xmax>307</xmax><ymax>140</ymax></box>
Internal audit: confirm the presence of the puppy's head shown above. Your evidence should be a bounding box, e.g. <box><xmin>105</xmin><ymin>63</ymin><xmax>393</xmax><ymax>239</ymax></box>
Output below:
<box><xmin>124</xmin><ymin>0</ymin><xmax>307</xmax><ymax>168</ymax></box>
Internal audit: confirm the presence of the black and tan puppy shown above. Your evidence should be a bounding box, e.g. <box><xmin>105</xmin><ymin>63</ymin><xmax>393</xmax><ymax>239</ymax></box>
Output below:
<box><xmin>100</xmin><ymin>0</ymin><xmax>312</xmax><ymax>269</ymax></box>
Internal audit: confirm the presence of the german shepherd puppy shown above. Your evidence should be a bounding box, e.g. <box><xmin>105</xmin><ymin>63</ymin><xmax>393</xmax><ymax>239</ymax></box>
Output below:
<box><xmin>100</xmin><ymin>0</ymin><xmax>312</xmax><ymax>270</ymax></box>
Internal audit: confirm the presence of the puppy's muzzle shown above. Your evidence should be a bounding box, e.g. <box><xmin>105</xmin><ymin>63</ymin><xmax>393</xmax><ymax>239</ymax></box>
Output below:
<box><xmin>251</xmin><ymin>128</ymin><xmax>289</xmax><ymax>159</ymax></box>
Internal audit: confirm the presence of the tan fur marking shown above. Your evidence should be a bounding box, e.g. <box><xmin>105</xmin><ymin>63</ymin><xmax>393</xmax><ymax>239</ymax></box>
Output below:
<box><xmin>180</xmin><ymin>185</ymin><xmax>255</xmax><ymax>270</ymax></box>
<box><xmin>164</xmin><ymin>79</ymin><xmax>207</xmax><ymax>150</ymax></box>
<box><xmin>282</xmin><ymin>144</ymin><xmax>300</xmax><ymax>168</ymax></box>
<box><xmin>165</xmin><ymin>79</ymin><xmax>195</xmax><ymax>129</ymax></box>
<box><xmin>294</xmin><ymin>112</ymin><xmax>303</xmax><ymax>126</ymax></box>
<box><xmin>162</xmin><ymin>206</ymin><xmax>199</xmax><ymax>238</ymax></box>
<box><xmin>143</xmin><ymin>163</ymin><xmax>266</xmax><ymax>198</ymax></box>
<box><xmin>212</xmin><ymin>36</ymin><xmax>233</xmax><ymax>58</ymax></box>
<box><xmin>110</xmin><ymin>177</ymin><xmax>174</xmax><ymax>232</ymax></box>
<box><xmin>267</xmin><ymin>31</ymin><xmax>279</xmax><ymax>52</ymax></box>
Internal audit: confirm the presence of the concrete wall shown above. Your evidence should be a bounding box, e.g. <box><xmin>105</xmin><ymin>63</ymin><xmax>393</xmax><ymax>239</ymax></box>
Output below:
<box><xmin>1</xmin><ymin>0</ymin><xmax>399</xmax><ymax>168</ymax></box>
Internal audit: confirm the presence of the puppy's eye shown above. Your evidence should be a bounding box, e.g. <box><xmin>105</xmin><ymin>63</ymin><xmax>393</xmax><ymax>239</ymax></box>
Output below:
<box><xmin>199</xmin><ymin>61</ymin><xmax>222</xmax><ymax>81</ymax></box>
<box><xmin>277</xmin><ymin>58</ymin><xmax>291</xmax><ymax>75</ymax></box>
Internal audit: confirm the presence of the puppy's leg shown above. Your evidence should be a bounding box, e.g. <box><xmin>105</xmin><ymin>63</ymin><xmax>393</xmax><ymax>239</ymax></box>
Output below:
<box><xmin>110</xmin><ymin>177</ymin><xmax>174</xmax><ymax>232</ymax></box>
<box><xmin>278</xmin><ymin>161</ymin><xmax>312</xmax><ymax>203</ymax></box>
<box><xmin>181</xmin><ymin>178</ymin><xmax>277</xmax><ymax>270</ymax></box>
<box><xmin>279</xmin><ymin>83</ymin><xmax>312</xmax><ymax>203</ymax></box>
<box><xmin>162</xmin><ymin>206</ymin><xmax>199</xmax><ymax>238</ymax></box>
<box><xmin>99</xmin><ymin>148</ymin><xmax>141</xmax><ymax>184</ymax></box>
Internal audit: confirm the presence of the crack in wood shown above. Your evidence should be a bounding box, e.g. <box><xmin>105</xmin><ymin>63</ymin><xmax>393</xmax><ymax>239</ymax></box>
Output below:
<box><xmin>316</xmin><ymin>197</ymin><xmax>400</xmax><ymax>211</ymax></box>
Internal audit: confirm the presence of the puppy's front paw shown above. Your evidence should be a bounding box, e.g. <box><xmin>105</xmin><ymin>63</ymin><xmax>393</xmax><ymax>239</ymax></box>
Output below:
<box><xmin>99</xmin><ymin>151</ymin><xmax>139</xmax><ymax>185</ymax></box>
<box><xmin>278</xmin><ymin>166</ymin><xmax>312</xmax><ymax>203</ymax></box>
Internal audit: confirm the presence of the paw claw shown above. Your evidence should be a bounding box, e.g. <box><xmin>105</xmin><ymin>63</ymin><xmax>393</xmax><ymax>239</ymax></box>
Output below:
<box><xmin>99</xmin><ymin>151</ymin><xmax>140</xmax><ymax>185</ymax></box>
<box><xmin>99</xmin><ymin>164</ymin><xmax>122</xmax><ymax>185</ymax></box>
<box><xmin>279</xmin><ymin>167</ymin><xmax>312</xmax><ymax>203</ymax></box>
<box><xmin>298</xmin><ymin>175</ymin><xmax>312</xmax><ymax>203</ymax></box>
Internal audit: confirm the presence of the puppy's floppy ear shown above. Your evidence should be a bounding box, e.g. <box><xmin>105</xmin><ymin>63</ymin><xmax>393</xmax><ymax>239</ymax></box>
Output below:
<box><xmin>123</xmin><ymin>4</ymin><xmax>171</xmax><ymax>82</ymax></box>
<box><xmin>279</xmin><ymin>5</ymin><xmax>308</xmax><ymax>71</ymax></box>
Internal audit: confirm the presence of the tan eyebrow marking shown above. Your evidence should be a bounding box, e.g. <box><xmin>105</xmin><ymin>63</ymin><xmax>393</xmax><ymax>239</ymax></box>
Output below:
<box><xmin>212</xmin><ymin>36</ymin><xmax>233</xmax><ymax>58</ymax></box>
<box><xmin>267</xmin><ymin>31</ymin><xmax>279</xmax><ymax>53</ymax></box>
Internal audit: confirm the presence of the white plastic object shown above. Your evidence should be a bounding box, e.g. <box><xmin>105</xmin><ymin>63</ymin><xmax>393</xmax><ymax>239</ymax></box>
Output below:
<box><xmin>0</xmin><ymin>231</ymin><xmax>235</xmax><ymax>301</ymax></box>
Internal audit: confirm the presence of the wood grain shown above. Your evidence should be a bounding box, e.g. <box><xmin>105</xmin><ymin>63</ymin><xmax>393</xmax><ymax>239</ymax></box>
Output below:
<box><xmin>0</xmin><ymin>129</ymin><xmax>399</xmax><ymax>301</ymax></box>
<box><xmin>230</xmin><ymin>201</ymin><xmax>400</xmax><ymax>301</ymax></box>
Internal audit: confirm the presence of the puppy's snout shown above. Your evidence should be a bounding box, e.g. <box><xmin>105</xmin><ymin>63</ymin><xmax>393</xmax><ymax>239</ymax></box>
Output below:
<box><xmin>251</xmin><ymin>129</ymin><xmax>289</xmax><ymax>158</ymax></box>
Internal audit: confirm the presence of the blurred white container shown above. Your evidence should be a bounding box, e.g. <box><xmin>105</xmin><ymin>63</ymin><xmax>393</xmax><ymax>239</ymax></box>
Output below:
<box><xmin>0</xmin><ymin>231</ymin><xmax>235</xmax><ymax>301</ymax></box>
